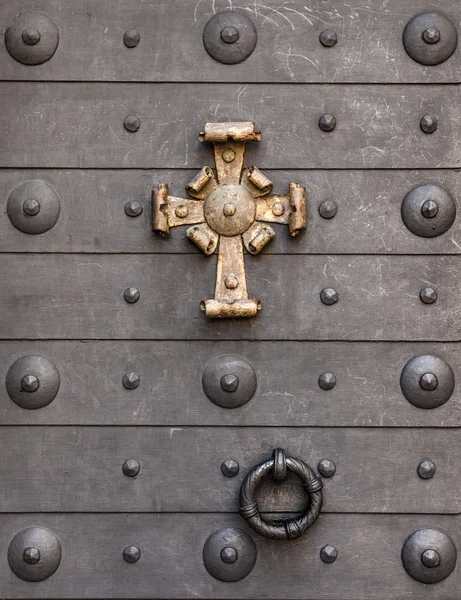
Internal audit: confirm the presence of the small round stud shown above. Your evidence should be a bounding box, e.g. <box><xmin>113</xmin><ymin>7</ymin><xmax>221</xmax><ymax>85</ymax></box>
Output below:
<box><xmin>124</xmin><ymin>287</ymin><xmax>140</xmax><ymax>303</ymax></box>
<box><xmin>319</xmin><ymin>199</ymin><xmax>337</xmax><ymax>219</ymax></box>
<box><xmin>221</xmin><ymin>374</ymin><xmax>239</xmax><ymax>392</ymax></box>
<box><xmin>320</xmin><ymin>544</ymin><xmax>337</xmax><ymax>563</ymax></box>
<box><xmin>8</xmin><ymin>527</ymin><xmax>61</xmax><ymax>582</ymax></box>
<box><xmin>223</xmin><ymin>203</ymin><xmax>236</xmax><ymax>217</ymax></box>
<box><xmin>403</xmin><ymin>12</ymin><xmax>458</xmax><ymax>66</ymax></box>
<box><xmin>6</xmin><ymin>355</ymin><xmax>60</xmax><ymax>410</ymax></box>
<box><xmin>203</xmin><ymin>527</ymin><xmax>257</xmax><ymax>582</ymax></box>
<box><xmin>222</xmin><ymin>148</ymin><xmax>236</xmax><ymax>163</ymax></box>
<box><xmin>124</xmin><ymin>115</ymin><xmax>141</xmax><ymax>133</ymax></box>
<box><xmin>319</xmin><ymin>30</ymin><xmax>337</xmax><ymax>47</ymax></box>
<box><xmin>400</xmin><ymin>355</ymin><xmax>454</xmax><ymax>409</ymax></box>
<box><xmin>21</xmin><ymin>374</ymin><xmax>39</xmax><ymax>392</ymax></box>
<box><xmin>5</xmin><ymin>12</ymin><xmax>59</xmax><ymax>65</ymax></box>
<box><xmin>402</xmin><ymin>528</ymin><xmax>456</xmax><ymax>583</ymax></box>
<box><xmin>418</xmin><ymin>459</ymin><xmax>436</xmax><ymax>480</ymax></box>
<box><xmin>123</xmin><ymin>545</ymin><xmax>141</xmax><ymax>563</ymax></box>
<box><xmin>203</xmin><ymin>355</ymin><xmax>257</xmax><ymax>409</ymax></box>
<box><xmin>272</xmin><ymin>202</ymin><xmax>285</xmax><ymax>216</ymax></box>
<box><xmin>420</xmin><ymin>287</ymin><xmax>437</xmax><ymax>304</ymax></box>
<box><xmin>122</xmin><ymin>372</ymin><xmax>140</xmax><ymax>390</ymax></box>
<box><xmin>124</xmin><ymin>200</ymin><xmax>143</xmax><ymax>217</ymax></box>
<box><xmin>318</xmin><ymin>372</ymin><xmax>336</xmax><ymax>390</ymax></box>
<box><xmin>7</xmin><ymin>180</ymin><xmax>61</xmax><ymax>235</ymax></box>
<box><xmin>401</xmin><ymin>184</ymin><xmax>456</xmax><ymax>238</ymax></box>
<box><xmin>320</xmin><ymin>288</ymin><xmax>339</xmax><ymax>305</ymax></box>
<box><xmin>420</xmin><ymin>115</ymin><xmax>438</xmax><ymax>134</ymax></box>
<box><xmin>319</xmin><ymin>114</ymin><xmax>337</xmax><ymax>132</ymax></box>
<box><xmin>122</xmin><ymin>459</ymin><xmax>140</xmax><ymax>477</ymax></box>
<box><xmin>221</xmin><ymin>459</ymin><xmax>239</xmax><ymax>477</ymax></box>
<box><xmin>203</xmin><ymin>11</ymin><xmax>257</xmax><ymax>65</ymax></box>
<box><xmin>318</xmin><ymin>459</ymin><xmax>336</xmax><ymax>478</ymax></box>
<box><xmin>175</xmin><ymin>205</ymin><xmax>189</xmax><ymax>218</ymax></box>
<box><xmin>224</xmin><ymin>275</ymin><xmax>239</xmax><ymax>289</ymax></box>
<box><xmin>123</xmin><ymin>30</ymin><xmax>140</xmax><ymax>48</ymax></box>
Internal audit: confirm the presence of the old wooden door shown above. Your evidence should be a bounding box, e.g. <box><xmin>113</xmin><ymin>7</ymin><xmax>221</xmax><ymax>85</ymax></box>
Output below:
<box><xmin>1</xmin><ymin>1</ymin><xmax>460</xmax><ymax>598</ymax></box>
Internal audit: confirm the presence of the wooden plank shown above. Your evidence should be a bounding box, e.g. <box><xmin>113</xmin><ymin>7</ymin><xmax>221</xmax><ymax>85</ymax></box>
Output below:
<box><xmin>1</xmin><ymin>341</ymin><xmax>460</xmax><ymax>427</ymax></box>
<box><xmin>1</xmin><ymin>83</ymin><xmax>459</xmax><ymax>169</ymax></box>
<box><xmin>0</xmin><ymin>254</ymin><xmax>458</xmax><ymax>340</ymax></box>
<box><xmin>0</xmin><ymin>513</ymin><xmax>459</xmax><ymax>598</ymax></box>
<box><xmin>2</xmin><ymin>169</ymin><xmax>461</xmax><ymax>254</ymax></box>
<box><xmin>0</xmin><ymin>426</ymin><xmax>458</xmax><ymax>513</ymax></box>
<box><xmin>0</xmin><ymin>0</ymin><xmax>459</xmax><ymax>83</ymax></box>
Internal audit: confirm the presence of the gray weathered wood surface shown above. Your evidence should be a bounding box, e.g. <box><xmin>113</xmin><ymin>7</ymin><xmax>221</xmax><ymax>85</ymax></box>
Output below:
<box><xmin>0</xmin><ymin>341</ymin><xmax>459</xmax><ymax>427</ymax></box>
<box><xmin>0</xmin><ymin>426</ymin><xmax>457</xmax><ymax>513</ymax></box>
<box><xmin>2</xmin><ymin>169</ymin><xmax>460</xmax><ymax>254</ymax></box>
<box><xmin>1</xmin><ymin>0</ymin><xmax>460</xmax><ymax>83</ymax></box>
<box><xmin>0</xmin><ymin>513</ymin><xmax>459</xmax><ymax>598</ymax></box>
<box><xmin>1</xmin><ymin>254</ymin><xmax>458</xmax><ymax>340</ymax></box>
<box><xmin>1</xmin><ymin>83</ymin><xmax>459</xmax><ymax>169</ymax></box>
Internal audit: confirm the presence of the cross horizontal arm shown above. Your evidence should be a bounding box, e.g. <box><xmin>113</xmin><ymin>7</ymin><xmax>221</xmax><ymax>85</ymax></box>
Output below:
<box><xmin>255</xmin><ymin>183</ymin><xmax>307</xmax><ymax>236</ymax></box>
<box><xmin>152</xmin><ymin>185</ymin><xmax>205</xmax><ymax>235</ymax></box>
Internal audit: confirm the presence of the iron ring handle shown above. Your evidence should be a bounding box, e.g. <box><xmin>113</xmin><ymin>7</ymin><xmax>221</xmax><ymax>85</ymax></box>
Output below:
<box><xmin>239</xmin><ymin>448</ymin><xmax>323</xmax><ymax>540</ymax></box>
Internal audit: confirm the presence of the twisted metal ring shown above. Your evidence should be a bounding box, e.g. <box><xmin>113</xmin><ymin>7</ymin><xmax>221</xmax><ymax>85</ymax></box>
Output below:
<box><xmin>239</xmin><ymin>448</ymin><xmax>323</xmax><ymax>540</ymax></box>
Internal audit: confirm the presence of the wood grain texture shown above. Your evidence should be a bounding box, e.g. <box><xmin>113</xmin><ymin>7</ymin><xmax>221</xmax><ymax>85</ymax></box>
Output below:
<box><xmin>0</xmin><ymin>83</ymin><xmax>459</xmax><ymax>168</ymax></box>
<box><xmin>0</xmin><ymin>341</ymin><xmax>459</xmax><ymax>427</ymax></box>
<box><xmin>2</xmin><ymin>169</ymin><xmax>461</xmax><ymax>254</ymax></box>
<box><xmin>0</xmin><ymin>254</ymin><xmax>459</xmax><ymax>340</ymax></box>
<box><xmin>0</xmin><ymin>426</ymin><xmax>457</xmax><ymax>513</ymax></box>
<box><xmin>0</xmin><ymin>513</ymin><xmax>459</xmax><ymax>598</ymax></box>
<box><xmin>0</xmin><ymin>0</ymin><xmax>460</xmax><ymax>83</ymax></box>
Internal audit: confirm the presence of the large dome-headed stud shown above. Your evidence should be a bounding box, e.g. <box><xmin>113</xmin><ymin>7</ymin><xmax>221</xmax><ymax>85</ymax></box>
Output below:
<box><xmin>400</xmin><ymin>355</ymin><xmax>454</xmax><ymax>409</ymax></box>
<box><xmin>6</xmin><ymin>355</ymin><xmax>60</xmax><ymax>409</ymax></box>
<box><xmin>202</xmin><ymin>355</ymin><xmax>257</xmax><ymax>409</ymax></box>
<box><xmin>403</xmin><ymin>12</ymin><xmax>457</xmax><ymax>66</ymax></box>
<box><xmin>401</xmin><ymin>184</ymin><xmax>456</xmax><ymax>238</ymax></box>
<box><xmin>203</xmin><ymin>527</ymin><xmax>257</xmax><ymax>582</ymax></box>
<box><xmin>5</xmin><ymin>12</ymin><xmax>59</xmax><ymax>65</ymax></box>
<box><xmin>203</xmin><ymin>11</ymin><xmax>257</xmax><ymax>64</ymax></box>
<box><xmin>8</xmin><ymin>527</ymin><xmax>61</xmax><ymax>582</ymax></box>
<box><xmin>7</xmin><ymin>180</ymin><xmax>61</xmax><ymax>235</ymax></box>
<box><xmin>402</xmin><ymin>528</ymin><xmax>456</xmax><ymax>583</ymax></box>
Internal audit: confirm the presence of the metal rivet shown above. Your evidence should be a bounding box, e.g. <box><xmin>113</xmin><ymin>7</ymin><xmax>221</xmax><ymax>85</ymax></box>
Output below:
<box><xmin>123</xmin><ymin>545</ymin><xmax>141</xmax><ymax>563</ymax></box>
<box><xmin>224</xmin><ymin>275</ymin><xmax>239</xmax><ymax>289</ymax></box>
<box><xmin>319</xmin><ymin>30</ymin><xmax>337</xmax><ymax>47</ymax></box>
<box><xmin>318</xmin><ymin>372</ymin><xmax>336</xmax><ymax>390</ymax></box>
<box><xmin>421</xmin><ymin>199</ymin><xmax>438</xmax><ymax>218</ymax></box>
<box><xmin>221</xmin><ymin>547</ymin><xmax>238</xmax><ymax>563</ymax></box>
<box><xmin>124</xmin><ymin>287</ymin><xmax>140</xmax><ymax>303</ymax></box>
<box><xmin>423</xmin><ymin>28</ymin><xmax>440</xmax><ymax>44</ymax></box>
<box><xmin>420</xmin><ymin>287</ymin><xmax>437</xmax><ymax>304</ymax></box>
<box><xmin>319</xmin><ymin>199</ymin><xmax>337</xmax><ymax>219</ymax></box>
<box><xmin>318</xmin><ymin>459</ymin><xmax>336</xmax><ymax>478</ymax></box>
<box><xmin>320</xmin><ymin>544</ymin><xmax>337</xmax><ymax>563</ymax></box>
<box><xmin>270</xmin><ymin>202</ymin><xmax>284</xmax><ymax>216</ymax></box>
<box><xmin>22</xmin><ymin>198</ymin><xmax>41</xmax><ymax>216</ymax></box>
<box><xmin>221</xmin><ymin>459</ymin><xmax>239</xmax><ymax>477</ymax></box>
<box><xmin>124</xmin><ymin>115</ymin><xmax>141</xmax><ymax>133</ymax></box>
<box><xmin>23</xmin><ymin>547</ymin><xmax>40</xmax><ymax>564</ymax></box>
<box><xmin>21</xmin><ymin>374</ymin><xmax>39</xmax><ymax>392</ymax></box>
<box><xmin>418</xmin><ymin>459</ymin><xmax>436</xmax><ymax>480</ymax></box>
<box><xmin>319</xmin><ymin>114</ymin><xmax>337</xmax><ymax>132</ymax></box>
<box><xmin>123</xmin><ymin>29</ymin><xmax>140</xmax><ymax>48</ymax></box>
<box><xmin>221</xmin><ymin>26</ymin><xmax>239</xmax><ymax>44</ymax></box>
<box><xmin>422</xmin><ymin>549</ymin><xmax>440</xmax><ymax>568</ymax></box>
<box><xmin>222</xmin><ymin>148</ymin><xmax>236</xmax><ymax>163</ymax></box>
<box><xmin>122</xmin><ymin>372</ymin><xmax>140</xmax><ymax>390</ymax></box>
<box><xmin>22</xmin><ymin>27</ymin><xmax>40</xmax><ymax>45</ymax></box>
<box><xmin>221</xmin><ymin>374</ymin><xmax>239</xmax><ymax>392</ymax></box>
<box><xmin>420</xmin><ymin>372</ymin><xmax>438</xmax><ymax>391</ymax></box>
<box><xmin>124</xmin><ymin>200</ymin><xmax>143</xmax><ymax>217</ymax></box>
<box><xmin>175</xmin><ymin>205</ymin><xmax>189</xmax><ymax>218</ymax></box>
<box><xmin>122</xmin><ymin>459</ymin><xmax>140</xmax><ymax>477</ymax></box>
<box><xmin>223</xmin><ymin>203</ymin><xmax>236</xmax><ymax>217</ymax></box>
<box><xmin>420</xmin><ymin>115</ymin><xmax>438</xmax><ymax>134</ymax></box>
<box><xmin>320</xmin><ymin>288</ymin><xmax>339</xmax><ymax>305</ymax></box>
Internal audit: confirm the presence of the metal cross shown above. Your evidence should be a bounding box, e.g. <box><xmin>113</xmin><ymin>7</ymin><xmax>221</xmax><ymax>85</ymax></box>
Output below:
<box><xmin>153</xmin><ymin>122</ymin><xmax>306</xmax><ymax>318</ymax></box>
